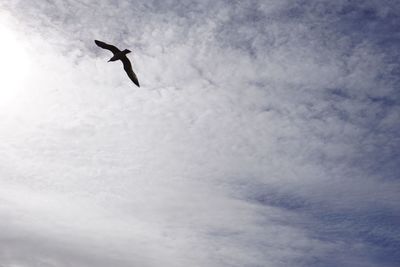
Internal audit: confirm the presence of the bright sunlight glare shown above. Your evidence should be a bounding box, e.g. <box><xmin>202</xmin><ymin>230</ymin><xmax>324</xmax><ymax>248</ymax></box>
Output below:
<box><xmin>0</xmin><ymin>21</ymin><xmax>31</xmax><ymax>114</ymax></box>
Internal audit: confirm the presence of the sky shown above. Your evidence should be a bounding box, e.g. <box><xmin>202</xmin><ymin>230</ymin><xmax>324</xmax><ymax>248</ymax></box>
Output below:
<box><xmin>0</xmin><ymin>0</ymin><xmax>399</xmax><ymax>266</ymax></box>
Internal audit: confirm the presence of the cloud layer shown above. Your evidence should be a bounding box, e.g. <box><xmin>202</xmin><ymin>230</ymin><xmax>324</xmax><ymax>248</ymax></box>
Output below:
<box><xmin>0</xmin><ymin>0</ymin><xmax>399</xmax><ymax>266</ymax></box>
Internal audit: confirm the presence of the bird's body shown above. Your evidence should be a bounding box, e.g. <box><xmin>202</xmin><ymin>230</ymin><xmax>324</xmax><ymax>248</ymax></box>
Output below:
<box><xmin>109</xmin><ymin>49</ymin><xmax>131</xmax><ymax>61</ymax></box>
<box><xmin>94</xmin><ymin>40</ymin><xmax>140</xmax><ymax>87</ymax></box>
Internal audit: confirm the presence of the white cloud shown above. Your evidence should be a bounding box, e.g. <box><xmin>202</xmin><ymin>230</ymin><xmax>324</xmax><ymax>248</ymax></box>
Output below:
<box><xmin>0</xmin><ymin>0</ymin><xmax>399</xmax><ymax>266</ymax></box>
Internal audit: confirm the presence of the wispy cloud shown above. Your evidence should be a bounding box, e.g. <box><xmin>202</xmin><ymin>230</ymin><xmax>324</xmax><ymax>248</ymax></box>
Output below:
<box><xmin>0</xmin><ymin>0</ymin><xmax>399</xmax><ymax>266</ymax></box>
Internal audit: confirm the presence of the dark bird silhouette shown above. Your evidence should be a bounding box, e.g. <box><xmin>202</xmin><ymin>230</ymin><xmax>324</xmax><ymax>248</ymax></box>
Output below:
<box><xmin>95</xmin><ymin>40</ymin><xmax>140</xmax><ymax>87</ymax></box>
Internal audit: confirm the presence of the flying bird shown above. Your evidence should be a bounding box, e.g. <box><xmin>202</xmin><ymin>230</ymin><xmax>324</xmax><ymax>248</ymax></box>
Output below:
<box><xmin>95</xmin><ymin>40</ymin><xmax>140</xmax><ymax>87</ymax></box>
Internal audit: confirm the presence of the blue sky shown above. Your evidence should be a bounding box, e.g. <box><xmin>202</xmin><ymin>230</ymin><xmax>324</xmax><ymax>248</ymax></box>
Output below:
<box><xmin>0</xmin><ymin>0</ymin><xmax>399</xmax><ymax>266</ymax></box>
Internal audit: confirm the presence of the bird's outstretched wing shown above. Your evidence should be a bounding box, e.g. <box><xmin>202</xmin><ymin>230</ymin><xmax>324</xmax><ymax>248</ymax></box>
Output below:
<box><xmin>94</xmin><ymin>40</ymin><xmax>121</xmax><ymax>54</ymax></box>
<box><xmin>121</xmin><ymin>57</ymin><xmax>140</xmax><ymax>87</ymax></box>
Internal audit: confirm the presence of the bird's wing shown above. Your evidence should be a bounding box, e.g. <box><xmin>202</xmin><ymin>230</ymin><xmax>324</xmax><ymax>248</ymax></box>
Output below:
<box><xmin>94</xmin><ymin>40</ymin><xmax>121</xmax><ymax>54</ymax></box>
<box><xmin>121</xmin><ymin>57</ymin><xmax>140</xmax><ymax>87</ymax></box>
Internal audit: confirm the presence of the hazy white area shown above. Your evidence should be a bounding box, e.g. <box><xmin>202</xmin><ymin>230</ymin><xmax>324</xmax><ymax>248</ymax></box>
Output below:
<box><xmin>0</xmin><ymin>1</ymin><xmax>399</xmax><ymax>266</ymax></box>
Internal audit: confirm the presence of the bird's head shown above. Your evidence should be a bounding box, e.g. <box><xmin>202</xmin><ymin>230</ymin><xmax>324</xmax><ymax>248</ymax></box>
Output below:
<box><xmin>123</xmin><ymin>49</ymin><xmax>131</xmax><ymax>54</ymax></box>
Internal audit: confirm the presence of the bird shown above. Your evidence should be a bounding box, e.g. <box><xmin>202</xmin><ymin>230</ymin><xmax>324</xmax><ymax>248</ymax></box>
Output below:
<box><xmin>95</xmin><ymin>40</ymin><xmax>140</xmax><ymax>87</ymax></box>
